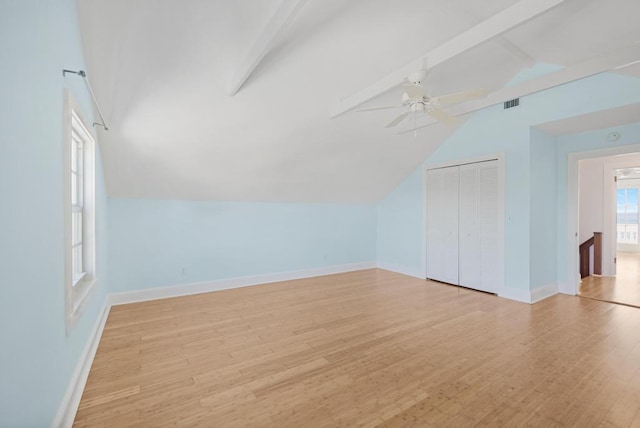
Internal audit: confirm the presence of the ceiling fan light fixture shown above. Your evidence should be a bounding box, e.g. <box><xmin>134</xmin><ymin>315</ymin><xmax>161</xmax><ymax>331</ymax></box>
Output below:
<box><xmin>407</xmin><ymin>69</ymin><xmax>428</xmax><ymax>85</ymax></box>
<box><xmin>357</xmin><ymin>69</ymin><xmax>485</xmax><ymax>130</ymax></box>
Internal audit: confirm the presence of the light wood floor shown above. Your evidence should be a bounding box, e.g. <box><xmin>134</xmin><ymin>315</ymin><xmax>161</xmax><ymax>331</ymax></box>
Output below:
<box><xmin>75</xmin><ymin>269</ymin><xmax>640</xmax><ymax>427</ymax></box>
<box><xmin>580</xmin><ymin>252</ymin><xmax>640</xmax><ymax>308</ymax></box>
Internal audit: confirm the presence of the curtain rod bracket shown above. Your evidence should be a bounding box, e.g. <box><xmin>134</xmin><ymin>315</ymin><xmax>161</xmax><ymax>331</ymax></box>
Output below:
<box><xmin>63</xmin><ymin>69</ymin><xmax>86</xmax><ymax>77</ymax></box>
<box><xmin>62</xmin><ymin>69</ymin><xmax>108</xmax><ymax>131</ymax></box>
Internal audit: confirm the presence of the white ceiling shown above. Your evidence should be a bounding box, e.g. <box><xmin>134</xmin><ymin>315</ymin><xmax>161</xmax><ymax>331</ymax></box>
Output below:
<box><xmin>536</xmin><ymin>103</ymin><xmax>640</xmax><ymax>136</ymax></box>
<box><xmin>77</xmin><ymin>0</ymin><xmax>640</xmax><ymax>203</ymax></box>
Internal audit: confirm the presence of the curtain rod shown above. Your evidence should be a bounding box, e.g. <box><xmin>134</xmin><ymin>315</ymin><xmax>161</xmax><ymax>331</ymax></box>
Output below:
<box><xmin>62</xmin><ymin>69</ymin><xmax>108</xmax><ymax>131</ymax></box>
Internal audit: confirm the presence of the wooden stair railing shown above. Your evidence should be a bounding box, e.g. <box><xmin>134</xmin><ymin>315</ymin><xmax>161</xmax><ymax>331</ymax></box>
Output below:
<box><xmin>579</xmin><ymin>232</ymin><xmax>602</xmax><ymax>279</ymax></box>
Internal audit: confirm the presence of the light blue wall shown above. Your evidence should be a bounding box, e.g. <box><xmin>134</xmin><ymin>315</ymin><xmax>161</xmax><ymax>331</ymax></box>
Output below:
<box><xmin>376</xmin><ymin>168</ymin><xmax>425</xmax><ymax>277</ymax></box>
<box><xmin>529</xmin><ymin>128</ymin><xmax>558</xmax><ymax>288</ymax></box>
<box><xmin>377</xmin><ymin>65</ymin><xmax>640</xmax><ymax>293</ymax></box>
<box><xmin>109</xmin><ymin>199</ymin><xmax>377</xmax><ymax>292</ymax></box>
<box><xmin>0</xmin><ymin>1</ymin><xmax>109</xmax><ymax>426</ymax></box>
<box><xmin>1</xmin><ymin>3</ymin><xmax>639</xmax><ymax>424</ymax></box>
<box><xmin>555</xmin><ymin>122</ymin><xmax>640</xmax><ymax>290</ymax></box>
<box><xmin>425</xmin><ymin>103</ymin><xmax>533</xmax><ymax>290</ymax></box>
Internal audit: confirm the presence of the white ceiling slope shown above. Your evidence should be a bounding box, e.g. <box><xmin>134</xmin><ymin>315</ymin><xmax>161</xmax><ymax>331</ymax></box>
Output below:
<box><xmin>77</xmin><ymin>0</ymin><xmax>640</xmax><ymax>203</ymax></box>
<box><xmin>536</xmin><ymin>103</ymin><xmax>640</xmax><ymax>136</ymax></box>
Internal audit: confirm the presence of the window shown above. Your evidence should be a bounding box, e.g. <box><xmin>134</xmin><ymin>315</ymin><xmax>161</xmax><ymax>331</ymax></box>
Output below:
<box><xmin>64</xmin><ymin>90</ymin><xmax>97</xmax><ymax>329</ymax></box>
<box><xmin>617</xmin><ymin>188</ymin><xmax>638</xmax><ymax>245</ymax></box>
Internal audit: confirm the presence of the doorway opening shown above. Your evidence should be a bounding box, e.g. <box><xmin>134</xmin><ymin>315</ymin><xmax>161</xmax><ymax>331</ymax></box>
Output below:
<box><xmin>577</xmin><ymin>156</ymin><xmax>640</xmax><ymax>307</ymax></box>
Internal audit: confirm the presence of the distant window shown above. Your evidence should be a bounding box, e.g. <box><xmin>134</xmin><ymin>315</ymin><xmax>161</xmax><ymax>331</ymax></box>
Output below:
<box><xmin>65</xmin><ymin>91</ymin><xmax>97</xmax><ymax>330</ymax></box>
<box><xmin>617</xmin><ymin>188</ymin><xmax>638</xmax><ymax>245</ymax></box>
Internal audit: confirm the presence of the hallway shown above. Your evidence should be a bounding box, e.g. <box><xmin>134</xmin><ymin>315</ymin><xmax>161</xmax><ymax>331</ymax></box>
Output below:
<box><xmin>580</xmin><ymin>252</ymin><xmax>640</xmax><ymax>307</ymax></box>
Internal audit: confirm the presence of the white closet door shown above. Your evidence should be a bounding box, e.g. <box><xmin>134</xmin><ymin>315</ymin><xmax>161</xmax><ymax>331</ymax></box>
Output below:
<box><xmin>478</xmin><ymin>161</ymin><xmax>499</xmax><ymax>293</ymax></box>
<box><xmin>459</xmin><ymin>163</ymin><xmax>481</xmax><ymax>289</ymax></box>
<box><xmin>426</xmin><ymin>166</ymin><xmax>459</xmax><ymax>285</ymax></box>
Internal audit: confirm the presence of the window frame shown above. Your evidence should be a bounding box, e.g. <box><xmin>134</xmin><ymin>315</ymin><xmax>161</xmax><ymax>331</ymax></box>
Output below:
<box><xmin>64</xmin><ymin>90</ymin><xmax>97</xmax><ymax>332</ymax></box>
<box><xmin>616</xmin><ymin>187</ymin><xmax>639</xmax><ymax>245</ymax></box>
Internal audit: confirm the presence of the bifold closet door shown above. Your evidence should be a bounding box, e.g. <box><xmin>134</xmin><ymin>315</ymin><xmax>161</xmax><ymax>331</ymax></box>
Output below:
<box><xmin>458</xmin><ymin>160</ymin><xmax>499</xmax><ymax>293</ymax></box>
<box><xmin>459</xmin><ymin>163</ymin><xmax>481</xmax><ymax>290</ymax></box>
<box><xmin>427</xmin><ymin>160</ymin><xmax>499</xmax><ymax>293</ymax></box>
<box><xmin>426</xmin><ymin>166</ymin><xmax>459</xmax><ymax>285</ymax></box>
<box><xmin>477</xmin><ymin>161</ymin><xmax>499</xmax><ymax>293</ymax></box>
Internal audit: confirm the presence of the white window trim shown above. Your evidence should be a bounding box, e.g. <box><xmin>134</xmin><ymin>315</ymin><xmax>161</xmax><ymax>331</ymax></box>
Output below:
<box><xmin>616</xmin><ymin>180</ymin><xmax>640</xmax><ymax>250</ymax></box>
<box><xmin>64</xmin><ymin>90</ymin><xmax>97</xmax><ymax>333</ymax></box>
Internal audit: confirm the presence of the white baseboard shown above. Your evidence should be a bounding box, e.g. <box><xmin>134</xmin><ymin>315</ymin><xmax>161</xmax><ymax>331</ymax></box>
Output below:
<box><xmin>109</xmin><ymin>261</ymin><xmax>377</xmax><ymax>306</ymax></box>
<box><xmin>498</xmin><ymin>286</ymin><xmax>532</xmax><ymax>304</ymax></box>
<box><xmin>377</xmin><ymin>264</ymin><xmax>557</xmax><ymax>306</ymax></box>
<box><xmin>498</xmin><ymin>282</ymin><xmax>559</xmax><ymax>304</ymax></box>
<box><xmin>375</xmin><ymin>265</ymin><xmax>557</xmax><ymax>305</ymax></box>
<box><xmin>530</xmin><ymin>282</ymin><xmax>559</xmax><ymax>303</ymax></box>
<box><xmin>376</xmin><ymin>262</ymin><xmax>425</xmax><ymax>280</ymax></box>
<box><xmin>557</xmin><ymin>281</ymin><xmax>578</xmax><ymax>295</ymax></box>
<box><xmin>52</xmin><ymin>300</ymin><xmax>111</xmax><ymax>428</ymax></box>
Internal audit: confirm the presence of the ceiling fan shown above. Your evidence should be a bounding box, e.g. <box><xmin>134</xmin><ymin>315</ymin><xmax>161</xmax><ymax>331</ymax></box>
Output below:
<box><xmin>357</xmin><ymin>69</ymin><xmax>487</xmax><ymax>132</ymax></box>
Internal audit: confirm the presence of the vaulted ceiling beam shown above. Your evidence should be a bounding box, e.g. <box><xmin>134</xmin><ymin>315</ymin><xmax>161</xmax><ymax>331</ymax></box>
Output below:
<box><xmin>397</xmin><ymin>46</ymin><xmax>640</xmax><ymax>135</ymax></box>
<box><xmin>228</xmin><ymin>0</ymin><xmax>309</xmax><ymax>96</ymax></box>
<box><xmin>444</xmin><ymin>3</ymin><xmax>535</xmax><ymax>68</ymax></box>
<box><xmin>329</xmin><ymin>0</ymin><xmax>566</xmax><ymax>118</ymax></box>
<box><xmin>495</xmin><ymin>38</ymin><xmax>535</xmax><ymax>67</ymax></box>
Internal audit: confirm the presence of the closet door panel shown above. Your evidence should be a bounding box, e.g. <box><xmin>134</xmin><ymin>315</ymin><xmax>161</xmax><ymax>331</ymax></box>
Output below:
<box><xmin>426</xmin><ymin>167</ymin><xmax>459</xmax><ymax>285</ymax></box>
<box><xmin>459</xmin><ymin>163</ymin><xmax>480</xmax><ymax>289</ymax></box>
<box><xmin>441</xmin><ymin>167</ymin><xmax>460</xmax><ymax>285</ymax></box>
<box><xmin>478</xmin><ymin>161</ymin><xmax>499</xmax><ymax>293</ymax></box>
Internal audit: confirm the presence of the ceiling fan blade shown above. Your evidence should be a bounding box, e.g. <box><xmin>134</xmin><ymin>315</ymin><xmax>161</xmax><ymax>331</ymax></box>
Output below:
<box><xmin>428</xmin><ymin>108</ymin><xmax>460</xmax><ymax>125</ymax></box>
<box><xmin>385</xmin><ymin>111</ymin><xmax>410</xmax><ymax>128</ymax></box>
<box><xmin>434</xmin><ymin>89</ymin><xmax>488</xmax><ymax>106</ymax></box>
<box><xmin>403</xmin><ymin>84</ymin><xmax>424</xmax><ymax>100</ymax></box>
<box><xmin>356</xmin><ymin>105</ymin><xmax>401</xmax><ymax>112</ymax></box>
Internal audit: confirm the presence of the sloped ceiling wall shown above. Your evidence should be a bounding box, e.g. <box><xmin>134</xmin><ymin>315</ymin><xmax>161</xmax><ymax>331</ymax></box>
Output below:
<box><xmin>77</xmin><ymin>0</ymin><xmax>640</xmax><ymax>203</ymax></box>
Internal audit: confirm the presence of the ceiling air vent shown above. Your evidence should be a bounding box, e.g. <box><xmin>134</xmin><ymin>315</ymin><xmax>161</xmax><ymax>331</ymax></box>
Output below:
<box><xmin>504</xmin><ymin>98</ymin><xmax>520</xmax><ymax>109</ymax></box>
